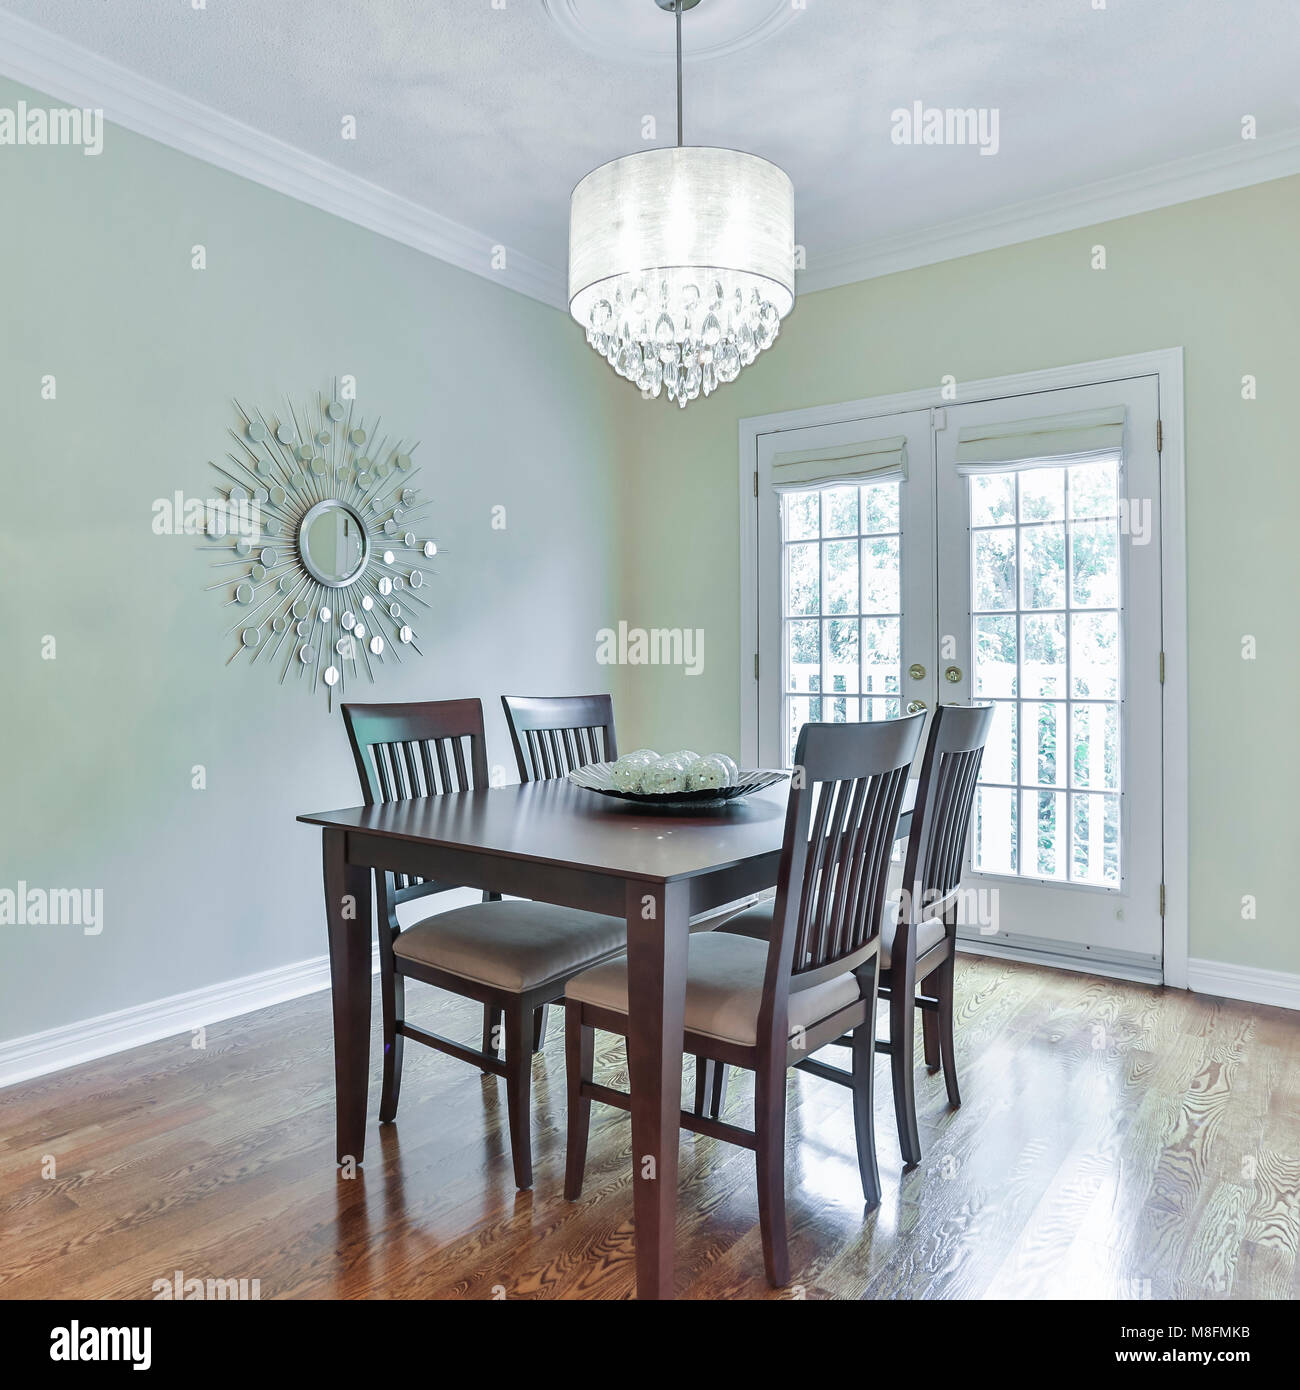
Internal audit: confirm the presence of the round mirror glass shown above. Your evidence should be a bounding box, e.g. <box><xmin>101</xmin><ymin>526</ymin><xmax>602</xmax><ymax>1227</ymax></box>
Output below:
<box><xmin>298</xmin><ymin>500</ymin><xmax>370</xmax><ymax>588</ymax></box>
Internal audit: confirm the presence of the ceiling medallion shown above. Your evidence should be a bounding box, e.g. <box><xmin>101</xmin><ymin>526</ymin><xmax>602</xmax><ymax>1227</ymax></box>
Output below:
<box><xmin>543</xmin><ymin>0</ymin><xmax>798</xmax><ymax>64</ymax></box>
<box><xmin>567</xmin><ymin>0</ymin><xmax>796</xmax><ymax>408</ymax></box>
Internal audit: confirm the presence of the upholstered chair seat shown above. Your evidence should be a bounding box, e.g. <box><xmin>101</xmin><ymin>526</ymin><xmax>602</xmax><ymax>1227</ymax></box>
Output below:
<box><xmin>720</xmin><ymin>900</ymin><xmax>945</xmax><ymax>970</ymax></box>
<box><xmin>394</xmin><ymin>901</ymin><xmax>625</xmax><ymax>994</ymax></box>
<box><xmin>566</xmin><ymin>932</ymin><xmax>862</xmax><ymax>1049</ymax></box>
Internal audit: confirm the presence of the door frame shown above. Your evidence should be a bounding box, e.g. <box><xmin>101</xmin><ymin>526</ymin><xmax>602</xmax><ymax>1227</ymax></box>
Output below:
<box><xmin>738</xmin><ymin>347</ymin><xmax>1188</xmax><ymax>988</ymax></box>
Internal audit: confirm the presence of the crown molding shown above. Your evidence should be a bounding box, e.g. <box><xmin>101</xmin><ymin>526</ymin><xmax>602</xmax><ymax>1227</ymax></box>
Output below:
<box><xmin>3</xmin><ymin>10</ymin><xmax>1297</xmax><ymax>311</ymax></box>
<box><xmin>0</xmin><ymin>9</ymin><xmax>569</xmax><ymax>309</ymax></box>
<box><xmin>797</xmin><ymin>127</ymin><xmax>1300</xmax><ymax>294</ymax></box>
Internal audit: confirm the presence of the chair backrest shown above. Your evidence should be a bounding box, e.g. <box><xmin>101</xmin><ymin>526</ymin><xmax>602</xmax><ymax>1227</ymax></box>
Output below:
<box><xmin>500</xmin><ymin>694</ymin><xmax>618</xmax><ymax>783</ymax></box>
<box><xmin>761</xmin><ymin>714</ymin><xmax>926</xmax><ymax>1034</ymax></box>
<box><xmin>341</xmin><ymin>698</ymin><xmax>489</xmax><ymax>899</ymax></box>
<box><xmin>899</xmin><ymin>702</ymin><xmax>995</xmax><ymax>926</ymax></box>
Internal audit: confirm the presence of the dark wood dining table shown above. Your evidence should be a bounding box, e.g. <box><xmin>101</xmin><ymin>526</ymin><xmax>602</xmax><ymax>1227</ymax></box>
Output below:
<box><xmin>299</xmin><ymin>774</ymin><xmax>915</xmax><ymax>1300</ymax></box>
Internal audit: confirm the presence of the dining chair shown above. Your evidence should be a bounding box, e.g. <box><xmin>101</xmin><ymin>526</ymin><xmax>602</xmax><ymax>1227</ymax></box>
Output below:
<box><xmin>562</xmin><ymin>713</ymin><xmax>926</xmax><ymax>1286</ymax></box>
<box><xmin>341</xmin><ymin>698</ymin><xmax>626</xmax><ymax>1189</ymax></box>
<box><xmin>714</xmin><ymin>703</ymin><xmax>994</xmax><ymax>1165</ymax></box>
<box><xmin>502</xmin><ymin>690</ymin><xmax>743</xmax><ymax>1082</ymax></box>
<box><xmin>500</xmin><ymin>693</ymin><xmax>618</xmax><ymax>782</ymax></box>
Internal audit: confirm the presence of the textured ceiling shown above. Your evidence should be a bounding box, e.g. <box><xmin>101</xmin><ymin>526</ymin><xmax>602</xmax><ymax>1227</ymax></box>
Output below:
<box><xmin>5</xmin><ymin>0</ymin><xmax>1299</xmax><ymax>286</ymax></box>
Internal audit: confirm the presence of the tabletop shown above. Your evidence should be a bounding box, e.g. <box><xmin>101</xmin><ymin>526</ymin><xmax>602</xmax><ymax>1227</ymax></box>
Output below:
<box><xmin>299</xmin><ymin>776</ymin><xmax>917</xmax><ymax>881</ymax></box>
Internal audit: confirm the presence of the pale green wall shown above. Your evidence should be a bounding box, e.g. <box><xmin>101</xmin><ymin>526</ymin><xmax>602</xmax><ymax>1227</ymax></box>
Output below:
<box><xmin>610</xmin><ymin>175</ymin><xmax>1300</xmax><ymax>976</ymax></box>
<box><xmin>2</xmin><ymin>77</ymin><xmax>1295</xmax><ymax>1053</ymax></box>
<box><xmin>0</xmin><ymin>78</ymin><xmax>622</xmax><ymax>1042</ymax></box>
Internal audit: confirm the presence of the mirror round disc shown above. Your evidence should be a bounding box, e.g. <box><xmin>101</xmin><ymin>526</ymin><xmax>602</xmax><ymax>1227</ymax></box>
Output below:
<box><xmin>298</xmin><ymin>500</ymin><xmax>371</xmax><ymax>588</ymax></box>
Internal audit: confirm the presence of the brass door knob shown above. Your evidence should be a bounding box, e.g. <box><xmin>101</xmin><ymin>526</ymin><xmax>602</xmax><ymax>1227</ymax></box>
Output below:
<box><xmin>908</xmin><ymin>662</ymin><xmax>926</xmax><ymax>681</ymax></box>
<box><xmin>905</xmin><ymin>699</ymin><xmax>928</xmax><ymax>714</ymax></box>
<box><xmin>944</xmin><ymin>665</ymin><xmax>963</xmax><ymax>683</ymax></box>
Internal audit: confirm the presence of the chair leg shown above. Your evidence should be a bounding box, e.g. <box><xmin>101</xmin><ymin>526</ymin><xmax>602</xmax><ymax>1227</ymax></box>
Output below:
<box><xmin>503</xmin><ymin>1005</ymin><xmax>534</xmax><ymax>1190</ymax></box>
<box><xmin>710</xmin><ymin>1060</ymin><xmax>729</xmax><ymax>1119</ymax></box>
<box><xmin>921</xmin><ymin>998</ymin><xmax>940</xmax><ymax>1071</ymax></box>
<box><xmin>852</xmin><ymin>972</ymin><xmax>882</xmax><ymax>1207</ymax></box>
<box><xmin>533</xmin><ymin>1005</ymin><xmax>549</xmax><ymax>1053</ymax></box>
<box><xmin>481</xmin><ymin>1003</ymin><xmax>503</xmax><ymax>1074</ymax></box>
<box><xmin>379</xmin><ymin>965</ymin><xmax>404</xmax><ymax>1124</ymax></box>
<box><xmin>889</xmin><ymin>950</ymin><xmax>923</xmax><ymax>1166</ymax></box>
<box><xmin>754</xmin><ymin>1059</ymin><xmax>790</xmax><ymax>1287</ymax></box>
<box><xmin>934</xmin><ymin>953</ymin><xmax>961</xmax><ymax>1108</ymax></box>
<box><xmin>564</xmin><ymin>1004</ymin><xmax>595</xmax><ymax>1201</ymax></box>
<box><xmin>693</xmin><ymin>1057</ymin><xmax>713</xmax><ymax>1116</ymax></box>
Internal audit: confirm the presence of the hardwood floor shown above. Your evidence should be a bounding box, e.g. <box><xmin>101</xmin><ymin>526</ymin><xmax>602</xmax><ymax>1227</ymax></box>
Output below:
<box><xmin>1</xmin><ymin>956</ymin><xmax>1296</xmax><ymax>1300</ymax></box>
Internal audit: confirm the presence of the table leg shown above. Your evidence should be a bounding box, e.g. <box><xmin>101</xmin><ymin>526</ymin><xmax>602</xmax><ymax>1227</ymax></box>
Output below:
<box><xmin>624</xmin><ymin>878</ymin><xmax>690</xmax><ymax>1300</ymax></box>
<box><xmin>323</xmin><ymin>827</ymin><xmax>372</xmax><ymax>1166</ymax></box>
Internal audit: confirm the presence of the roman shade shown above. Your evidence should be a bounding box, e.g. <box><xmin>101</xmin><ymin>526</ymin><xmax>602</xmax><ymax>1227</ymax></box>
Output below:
<box><xmin>769</xmin><ymin>434</ymin><xmax>907</xmax><ymax>491</ymax></box>
<box><xmin>954</xmin><ymin>405</ymin><xmax>1126</xmax><ymax>474</ymax></box>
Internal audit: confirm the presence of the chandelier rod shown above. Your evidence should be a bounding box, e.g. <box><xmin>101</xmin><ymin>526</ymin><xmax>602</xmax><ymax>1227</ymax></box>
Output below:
<box><xmin>675</xmin><ymin>0</ymin><xmax>683</xmax><ymax>147</ymax></box>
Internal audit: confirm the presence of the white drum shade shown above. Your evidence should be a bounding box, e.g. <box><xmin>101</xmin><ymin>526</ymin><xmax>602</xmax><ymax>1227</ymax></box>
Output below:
<box><xmin>568</xmin><ymin>146</ymin><xmax>796</xmax><ymax>406</ymax></box>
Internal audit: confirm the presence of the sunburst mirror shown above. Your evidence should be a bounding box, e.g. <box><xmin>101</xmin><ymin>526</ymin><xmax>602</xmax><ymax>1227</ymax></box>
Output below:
<box><xmin>202</xmin><ymin>387</ymin><xmax>436</xmax><ymax>710</ymax></box>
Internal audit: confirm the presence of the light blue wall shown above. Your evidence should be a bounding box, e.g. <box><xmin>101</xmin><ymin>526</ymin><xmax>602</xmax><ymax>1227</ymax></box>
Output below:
<box><xmin>0</xmin><ymin>78</ymin><xmax>622</xmax><ymax>1042</ymax></box>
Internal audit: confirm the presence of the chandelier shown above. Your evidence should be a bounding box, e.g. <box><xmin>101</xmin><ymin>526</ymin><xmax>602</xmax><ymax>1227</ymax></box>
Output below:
<box><xmin>567</xmin><ymin>0</ymin><xmax>795</xmax><ymax>407</ymax></box>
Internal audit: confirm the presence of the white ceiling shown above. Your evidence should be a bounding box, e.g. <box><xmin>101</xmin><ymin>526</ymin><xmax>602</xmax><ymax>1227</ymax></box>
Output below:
<box><xmin>4</xmin><ymin>0</ymin><xmax>1299</xmax><ymax>305</ymax></box>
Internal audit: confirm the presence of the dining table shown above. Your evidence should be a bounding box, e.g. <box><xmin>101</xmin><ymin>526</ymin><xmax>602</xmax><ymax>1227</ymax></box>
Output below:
<box><xmin>298</xmin><ymin>773</ymin><xmax>915</xmax><ymax>1300</ymax></box>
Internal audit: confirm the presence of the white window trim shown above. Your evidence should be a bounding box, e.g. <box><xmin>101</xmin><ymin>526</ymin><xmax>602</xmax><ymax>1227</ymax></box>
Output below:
<box><xmin>738</xmin><ymin>348</ymin><xmax>1189</xmax><ymax>989</ymax></box>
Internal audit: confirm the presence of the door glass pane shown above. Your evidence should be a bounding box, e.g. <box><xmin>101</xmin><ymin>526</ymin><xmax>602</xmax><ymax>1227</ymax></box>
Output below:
<box><xmin>1071</xmin><ymin>702</ymin><xmax>1119</xmax><ymax>790</ymax></box>
<box><xmin>1023</xmin><ymin>701</ymin><xmax>1066</xmax><ymax>787</ymax></box>
<box><xmin>974</xmin><ymin>615</ymin><xmax>1017</xmax><ymax>697</ymax></box>
<box><xmin>1071</xmin><ymin>792</ymin><xmax>1120</xmax><ymax>885</ymax></box>
<box><xmin>1020</xmin><ymin>523</ymin><xmax>1066</xmax><ymax>609</ymax></box>
<box><xmin>861</xmin><ymin>616</ymin><xmax>899</xmax><ymax>694</ymax></box>
<box><xmin>822</xmin><ymin>485</ymin><xmax>858</xmax><ymax>536</ymax></box>
<box><xmin>974</xmin><ymin>786</ymin><xmax>1017</xmax><ymax>874</ymax></box>
<box><xmin>1023</xmin><ymin>788</ymin><xmax>1068</xmax><ymax>879</ymax></box>
<box><xmin>970</xmin><ymin>473</ymin><xmax>1015</xmax><ymax>526</ymax></box>
<box><xmin>781</xmin><ymin>483</ymin><xmax>901</xmax><ymax>768</ymax></box>
<box><xmin>861</xmin><ymin>536</ymin><xmax>900</xmax><ymax>612</ymax></box>
<box><xmin>969</xmin><ymin>456</ymin><xmax>1123</xmax><ymax>884</ymax></box>
<box><xmin>823</xmin><ymin>539</ymin><xmax>858</xmax><ymax>614</ymax></box>
<box><xmin>785</xmin><ymin>541</ymin><xmax>819</xmax><ymax>616</ymax></box>
<box><xmin>1070</xmin><ymin>520</ymin><xmax>1119</xmax><ymax>608</ymax></box>
<box><xmin>860</xmin><ymin>481</ymin><xmax>899</xmax><ymax>533</ymax></box>
<box><xmin>824</xmin><ymin>619</ymin><xmax>859</xmax><ymax>694</ymax></box>
<box><xmin>973</xmin><ymin>528</ymin><xmax>1016</xmax><ymax>610</ymax></box>
<box><xmin>980</xmin><ymin>700</ymin><xmax>1018</xmax><ymax>784</ymax></box>
<box><xmin>786</xmin><ymin>619</ymin><xmax>819</xmax><ymax>692</ymax></box>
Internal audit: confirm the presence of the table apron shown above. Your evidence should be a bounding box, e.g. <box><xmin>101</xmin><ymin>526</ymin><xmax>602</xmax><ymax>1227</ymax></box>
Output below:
<box><xmin>344</xmin><ymin>831</ymin><xmax>783</xmax><ymax>923</ymax></box>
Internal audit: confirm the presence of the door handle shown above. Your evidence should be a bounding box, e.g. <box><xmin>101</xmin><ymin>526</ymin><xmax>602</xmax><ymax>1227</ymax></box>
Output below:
<box><xmin>905</xmin><ymin>699</ymin><xmax>928</xmax><ymax>714</ymax></box>
<box><xmin>908</xmin><ymin>663</ymin><xmax>926</xmax><ymax>681</ymax></box>
<box><xmin>944</xmin><ymin>665</ymin><xmax>963</xmax><ymax>683</ymax></box>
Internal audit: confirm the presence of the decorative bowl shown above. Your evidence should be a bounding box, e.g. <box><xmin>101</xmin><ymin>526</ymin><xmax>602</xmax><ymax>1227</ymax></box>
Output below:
<box><xmin>567</xmin><ymin>762</ymin><xmax>788</xmax><ymax>810</ymax></box>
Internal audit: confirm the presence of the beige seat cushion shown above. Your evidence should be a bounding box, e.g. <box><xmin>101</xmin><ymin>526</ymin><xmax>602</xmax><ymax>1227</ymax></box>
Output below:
<box><xmin>720</xmin><ymin>900</ymin><xmax>945</xmax><ymax>970</ymax></box>
<box><xmin>565</xmin><ymin>931</ymin><xmax>862</xmax><ymax>1048</ymax></box>
<box><xmin>394</xmin><ymin>900</ymin><xmax>625</xmax><ymax>994</ymax></box>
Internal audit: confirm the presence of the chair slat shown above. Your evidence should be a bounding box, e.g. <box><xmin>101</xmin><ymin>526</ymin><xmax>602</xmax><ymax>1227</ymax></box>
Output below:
<box><xmin>501</xmin><ymin>695</ymin><xmax>618</xmax><ymax>784</ymax></box>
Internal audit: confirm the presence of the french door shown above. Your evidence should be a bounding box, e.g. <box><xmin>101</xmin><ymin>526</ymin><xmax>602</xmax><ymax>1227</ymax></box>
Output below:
<box><xmin>756</xmin><ymin>409</ymin><xmax>936</xmax><ymax>767</ymax></box>
<box><xmin>755</xmin><ymin>375</ymin><xmax>1165</xmax><ymax>977</ymax></box>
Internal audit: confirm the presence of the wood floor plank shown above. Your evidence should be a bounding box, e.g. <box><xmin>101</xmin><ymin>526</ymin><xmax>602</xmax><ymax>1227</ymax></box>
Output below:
<box><xmin>0</xmin><ymin>956</ymin><xmax>1295</xmax><ymax>1299</ymax></box>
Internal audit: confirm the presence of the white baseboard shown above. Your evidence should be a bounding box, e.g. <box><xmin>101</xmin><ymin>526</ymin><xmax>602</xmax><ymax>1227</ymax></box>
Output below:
<box><xmin>1186</xmin><ymin>958</ymin><xmax>1300</xmax><ymax>1012</ymax></box>
<box><xmin>4</xmin><ymin>942</ymin><xmax>1293</xmax><ymax>1093</ymax></box>
<box><xmin>0</xmin><ymin>946</ymin><xmax>379</xmax><ymax>1091</ymax></box>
